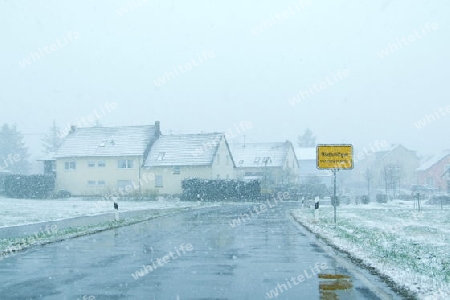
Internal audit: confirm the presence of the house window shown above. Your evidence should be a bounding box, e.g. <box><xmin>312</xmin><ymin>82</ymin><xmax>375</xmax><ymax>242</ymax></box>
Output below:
<box><xmin>87</xmin><ymin>180</ymin><xmax>96</xmax><ymax>186</ymax></box>
<box><xmin>98</xmin><ymin>160</ymin><xmax>106</xmax><ymax>167</ymax></box>
<box><xmin>173</xmin><ymin>166</ymin><xmax>180</xmax><ymax>174</ymax></box>
<box><xmin>262</xmin><ymin>157</ymin><xmax>271</xmax><ymax>164</ymax></box>
<box><xmin>216</xmin><ymin>174</ymin><xmax>220</xmax><ymax>179</ymax></box>
<box><xmin>427</xmin><ymin>177</ymin><xmax>434</xmax><ymax>186</ymax></box>
<box><xmin>88</xmin><ymin>161</ymin><xmax>95</xmax><ymax>168</ymax></box>
<box><xmin>118</xmin><ymin>159</ymin><xmax>134</xmax><ymax>169</ymax></box>
<box><xmin>65</xmin><ymin>161</ymin><xmax>76</xmax><ymax>170</ymax></box>
<box><xmin>155</xmin><ymin>175</ymin><xmax>163</xmax><ymax>187</ymax></box>
<box><xmin>226</xmin><ymin>155</ymin><xmax>229</xmax><ymax>166</ymax></box>
<box><xmin>216</xmin><ymin>154</ymin><xmax>220</xmax><ymax>165</ymax></box>
<box><xmin>97</xmin><ymin>180</ymin><xmax>106</xmax><ymax>186</ymax></box>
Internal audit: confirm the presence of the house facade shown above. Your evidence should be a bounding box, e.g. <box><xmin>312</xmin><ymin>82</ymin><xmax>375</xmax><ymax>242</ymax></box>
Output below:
<box><xmin>54</xmin><ymin>123</ymin><xmax>161</xmax><ymax>196</ymax></box>
<box><xmin>368</xmin><ymin>144</ymin><xmax>420</xmax><ymax>193</ymax></box>
<box><xmin>230</xmin><ymin>141</ymin><xmax>299</xmax><ymax>190</ymax></box>
<box><xmin>294</xmin><ymin>147</ymin><xmax>332</xmax><ymax>187</ymax></box>
<box><xmin>417</xmin><ymin>150</ymin><xmax>450</xmax><ymax>193</ymax></box>
<box><xmin>141</xmin><ymin>133</ymin><xmax>235</xmax><ymax>195</ymax></box>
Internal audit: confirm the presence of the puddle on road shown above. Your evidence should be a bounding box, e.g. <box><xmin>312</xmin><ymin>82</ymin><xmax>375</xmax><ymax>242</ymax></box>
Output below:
<box><xmin>319</xmin><ymin>273</ymin><xmax>353</xmax><ymax>299</ymax></box>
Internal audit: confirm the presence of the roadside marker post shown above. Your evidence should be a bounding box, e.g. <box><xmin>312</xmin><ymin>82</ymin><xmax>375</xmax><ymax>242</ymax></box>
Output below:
<box><xmin>316</xmin><ymin>144</ymin><xmax>353</xmax><ymax>225</ymax></box>
<box><xmin>113</xmin><ymin>197</ymin><xmax>119</xmax><ymax>221</ymax></box>
<box><xmin>314</xmin><ymin>196</ymin><xmax>319</xmax><ymax>221</ymax></box>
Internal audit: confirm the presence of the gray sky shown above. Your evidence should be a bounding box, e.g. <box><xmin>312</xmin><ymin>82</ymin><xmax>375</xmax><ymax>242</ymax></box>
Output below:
<box><xmin>1</xmin><ymin>0</ymin><xmax>449</xmax><ymax>158</ymax></box>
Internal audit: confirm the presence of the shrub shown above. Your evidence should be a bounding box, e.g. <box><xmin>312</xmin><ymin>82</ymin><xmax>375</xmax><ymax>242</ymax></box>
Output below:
<box><xmin>376</xmin><ymin>193</ymin><xmax>388</xmax><ymax>203</ymax></box>
<box><xmin>428</xmin><ymin>195</ymin><xmax>450</xmax><ymax>205</ymax></box>
<box><xmin>397</xmin><ymin>194</ymin><xmax>413</xmax><ymax>201</ymax></box>
<box><xmin>5</xmin><ymin>174</ymin><xmax>55</xmax><ymax>199</ymax></box>
<box><xmin>361</xmin><ymin>195</ymin><xmax>370</xmax><ymax>204</ymax></box>
<box><xmin>331</xmin><ymin>196</ymin><xmax>339</xmax><ymax>206</ymax></box>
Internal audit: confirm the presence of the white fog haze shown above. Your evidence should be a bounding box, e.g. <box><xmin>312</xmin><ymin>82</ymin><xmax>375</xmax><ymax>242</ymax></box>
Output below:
<box><xmin>0</xmin><ymin>0</ymin><xmax>448</xmax><ymax>157</ymax></box>
<box><xmin>0</xmin><ymin>1</ymin><xmax>449</xmax><ymax>299</ymax></box>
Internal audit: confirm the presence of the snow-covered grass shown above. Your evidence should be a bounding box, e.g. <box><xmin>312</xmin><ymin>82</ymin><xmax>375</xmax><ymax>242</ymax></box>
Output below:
<box><xmin>0</xmin><ymin>196</ymin><xmax>200</xmax><ymax>228</ymax></box>
<box><xmin>291</xmin><ymin>200</ymin><xmax>450</xmax><ymax>300</ymax></box>
<box><xmin>0</xmin><ymin>196</ymin><xmax>221</xmax><ymax>261</ymax></box>
<box><xmin>0</xmin><ymin>206</ymin><xmax>193</xmax><ymax>261</ymax></box>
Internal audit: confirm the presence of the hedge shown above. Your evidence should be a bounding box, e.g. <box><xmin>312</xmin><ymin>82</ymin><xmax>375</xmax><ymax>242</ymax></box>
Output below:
<box><xmin>376</xmin><ymin>193</ymin><xmax>388</xmax><ymax>203</ymax></box>
<box><xmin>4</xmin><ymin>174</ymin><xmax>55</xmax><ymax>199</ymax></box>
<box><xmin>181</xmin><ymin>179</ymin><xmax>260</xmax><ymax>201</ymax></box>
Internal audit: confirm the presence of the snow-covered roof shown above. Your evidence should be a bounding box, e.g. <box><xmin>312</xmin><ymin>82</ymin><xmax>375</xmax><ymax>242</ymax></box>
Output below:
<box><xmin>144</xmin><ymin>133</ymin><xmax>226</xmax><ymax>167</ymax></box>
<box><xmin>37</xmin><ymin>152</ymin><xmax>56</xmax><ymax>161</ymax></box>
<box><xmin>55</xmin><ymin>125</ymin><xmax>159</xmax><ymax>158</ymax></box>
<box><xmin>375</xmin><ymin>144</ymin><xmax>415</xmax><ymax>160</ymax></box>
<box><xmin>230</xmin><ymin>142</ymin><xmax>293</xmax><ymax>168</ymax></box>
<box><xmin>294</xmin><ymin>147</ymin><xmax>316</xmax><ymax>160</ymax></box>
<box><xmin>417</xmin><ymin>150</ymin><xmax>450</xmax><ymax>171</ymax></box>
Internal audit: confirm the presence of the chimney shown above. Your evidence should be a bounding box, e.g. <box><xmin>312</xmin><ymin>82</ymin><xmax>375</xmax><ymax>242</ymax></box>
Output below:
<box><xmin>155</xmin><ymin>121</ymin><xmax>161</xmax><ymax>137</ymax></box>
<box><xmin>69</xmin><ymin>125</ymin><xmax>76</xmax><ymax>134</ymax></box>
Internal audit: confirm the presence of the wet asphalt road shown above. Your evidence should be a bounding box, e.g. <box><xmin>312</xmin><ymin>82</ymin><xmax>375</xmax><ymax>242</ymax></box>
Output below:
<box><xmin>0</xmin><ymin>202</ymin><xmax>403</xmax><ymax>300</ymax></box>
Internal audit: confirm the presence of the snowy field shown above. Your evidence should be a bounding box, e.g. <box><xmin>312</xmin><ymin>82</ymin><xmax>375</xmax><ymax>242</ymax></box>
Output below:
<box><xmin>0</xmin><ymin>196</ymin><xmax>202</xmax><ymax>228</ymax></box>
<box><xmin>292</xmin><ymin>200</ymin><xmax>450</xmax><ymax>300</ymax></box>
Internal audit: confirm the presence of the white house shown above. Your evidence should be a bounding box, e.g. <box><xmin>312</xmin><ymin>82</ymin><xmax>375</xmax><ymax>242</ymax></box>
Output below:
<box><xmin>141</xmin><ymin>133</ymin><xmax>235</xmax><ymax>195</ymax></box>
<box><xmin>230</xmin><ymin>141</ymin><xmax>299</xmax><ymax>190</ymax></box>
<box><xmin>294</xmin><ymin>147</ymin><xmax>332</xmax><ymax>187</ymax></box>
<box><xmin>54</xmin><ymin>122</ymin><xmax>161</xmax><ymax>196</ymax></box>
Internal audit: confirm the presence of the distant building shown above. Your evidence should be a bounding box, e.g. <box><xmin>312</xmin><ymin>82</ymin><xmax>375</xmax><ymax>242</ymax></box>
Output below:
<box><xmin>294</xmin><ymin>147</ymin><xmax>332</xmax><ymax>187</ymax></box>
<box><xmin>230</xmin><ymin>141</ymin><xmax>299</xmax><ymax>190</ymax></box>
<box><xmin>54</xmin><ymin>122</ymin><xmax>161</xmax><ymax>196</ymax></box>
<box><xmin>417</xmin><ymin>150</ymin><xmax>450</xmax><ymax>193</ymax></box>
<box><xmin>142</xmin><ymin>133</ymin><xmax>235</xmax><ymax>195</ymax></box>
<box><xmin>367</xmin><ymin>144</ymin><xmax>420</xmax><ymax>194</ymax></box>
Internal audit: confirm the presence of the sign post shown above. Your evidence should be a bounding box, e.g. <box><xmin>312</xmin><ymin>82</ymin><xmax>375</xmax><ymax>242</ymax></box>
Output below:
<box><xmin>317</xmin><ymin>144</ymin><xmax>353</xmax><ymax>225</ymax></box>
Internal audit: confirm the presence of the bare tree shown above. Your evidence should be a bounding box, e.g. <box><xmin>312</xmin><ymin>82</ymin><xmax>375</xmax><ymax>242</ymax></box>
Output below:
<box><xmin>382</xmin><ymin>163</ymin><xmax>402</xmax><ymax>198</ymax></box>
<box><xmin>42</xmin><ymin>120</ymin><xmax>64</xmax><ymax>154</ymax></box>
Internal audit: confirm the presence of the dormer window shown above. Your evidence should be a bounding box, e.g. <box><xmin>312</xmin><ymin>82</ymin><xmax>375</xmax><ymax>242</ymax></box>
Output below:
<box><xmin>157</xmin><ymin>152</ymin><xmax>166</xmax><ymax>161</ymax></box>
<box><xmin>262</xmin><ymin>157</ymin><xmax>272</xmax><ymax>164</ymax></box>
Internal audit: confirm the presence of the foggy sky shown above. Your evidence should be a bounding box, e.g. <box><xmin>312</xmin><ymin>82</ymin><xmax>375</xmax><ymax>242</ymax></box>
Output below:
<box><xmin>1</xmin><ymin>0</ymin><xmax>449</xmax><ymax>159</ymax></box>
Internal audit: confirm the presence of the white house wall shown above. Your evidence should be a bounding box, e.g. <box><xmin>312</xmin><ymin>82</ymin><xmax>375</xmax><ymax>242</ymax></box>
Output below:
<box><xmin>141</xmin><ymin>139</ymin><xmax>235</xmax><ymax>195</ymax></box>
<box><xmin>141</xmin><ymin>166</ymin><xmax>212</xmax><ymax>195</ymax></box>
<box><xmin>55</xmin><ymin>156</ymin><xmax>143</xmax><ymax>196</ymax></box>
<box><xmin>211</xmin><ymin>139</ymin><xmax>235</xmax><ymax>180</ymax></box>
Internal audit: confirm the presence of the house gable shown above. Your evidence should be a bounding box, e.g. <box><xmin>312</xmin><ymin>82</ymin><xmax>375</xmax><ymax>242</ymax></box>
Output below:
<box><xmin>54</xmin><ymin>123</ymin><xmax>160</xmax><ymax>196</ymax></box>
<box><xmin>142</xmin><ymin>133</ymin><xmax>235</xmax><ymax>194</ymax></box>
